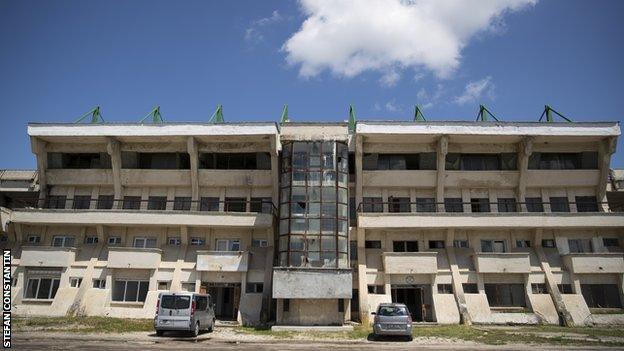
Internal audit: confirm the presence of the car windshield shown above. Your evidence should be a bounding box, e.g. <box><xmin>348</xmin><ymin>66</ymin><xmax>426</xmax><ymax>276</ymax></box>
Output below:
<box><xmin>161</xmin><ymin>295</ymin><xmax>191</xmax><ymax>309</ymax></box>
<box><xmin>378</xmin><ymin>305</ymin><xmax>408</xmax><ymax>316</ymax></box>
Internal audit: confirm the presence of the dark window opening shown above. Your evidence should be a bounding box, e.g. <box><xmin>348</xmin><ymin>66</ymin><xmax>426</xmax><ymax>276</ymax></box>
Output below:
<box><xmin>463</xmin><ymin>283</ymin><xmax>479</xmax><ymax>294</ymax></box>
<box><xmin>147</xmin><ymin>196</ymin><xmax>167</xmax><ymax>210</ymax></box>
<box><xmin>388</xmin><ymin>197</ymin><xmax>410</xmax><ymax>213</ymax></box>
<box><xmin>362</xmin><ymin>197</ymin><xmax>383</xmax><ymax>213</ymax></box>
<box><xmin>225</xmin><ymin>197</ymin><xmax>246</xmax><ymax>212</ymax></box>
<box><xmin>173</xmin><ymin>197</ymin><xmax>191</xmax><ymax>211</ymax></box>
<box><xmin>199</xmin><ymin>152</ymin><xmax>271</xmax><ymax>170</ymax></box>
<box><xmin>200</xmin><ymin>197</ymin><xmax>220</xmax><ymax>211</ymax></box>
<box><xmin>497</xmin><ymin>198</ymin><xmax>517</xmax><ymax>213</ymax></box>
<box><xmin>484</xmin><ymin>284</ymin><xmax>526</xmax><ymax>307</ymax></box>
<box><xmin>338</xmin><ymin>299</ymin><xmax>345</xmax><ymax>313</ymax></box>
<box><xmin>481</xmin><ymin>240</ymin><xmax>506</xmax><ymax>253</ymax></box>
<box><xmin>525</xmin><ymin>197</ymin><xmax>544</xmax><ymax>212</ymax></box>
<box><xmin>47</xmin><ymin>195</ymin><xmax>67</xmax><ymax>209</ymax></box>
<box><xmin>603</xmin><ymin>238</ymin><xmax>620</xmax><ymax>247</ymax></box>
<box><xmin>581</xmin><ymin>284</ymin><xmax>622</xmax><ymax>308</ymax></box>
<box><xmin>471</xmin><ymin>198</ymin><xmax>490</xmax><ymax>213</ymax></box>
<box><xmin>72</xmin><ymin>195</ymin><xmax>91</xmax><ymax>210</ymax></box>
<box><xmin>97</xmin><ymin>195</ymin><xmax>114</xmax><ymax>209</ymax></box>
<box><xmin>251</xmin><ymin>197</ymin><xmax>272</xmax><ymax>213</ymax></box>
<box><xmin>541</xmin><ymin>239</ymin><xmax>556</xmax><ymax>248</ymax></box>
<box><xmin>368</xmin><ymin>285</ymin><xmax>385</xmax><ymax>294</ymax></box>
<box><xmin>121</xmin><ymin>152</ymin><xmax>190</xmax><ymax>169</ymax></box>
<box><xmin>362</xmin><ymin>153</ymin><xmax>436</xmax><ymax>170</ymax></box>
<box><xmin>444</xmin><ymin>198</ymin><xmax>463</xmax><ymax>213</ymax></box>
<box><xmin>47</xmin><ymin>152</ymin><xmax>111</xmax><ymax>169</ymax></box>
<box><xmin>550</xmin><ymin>197</ymin><xmax>570</xmax><ymax>212</ymax></box>
<box><xmin>438</xmin><ymin>284</ymin><xmax>453</xmax><ymax>294</ymax></box>
<box><xmin>122</xmin><ymin>196</ymin><xmax>141</xmax><ymax>210</ymax></box>
<box><xmin>429</xmin><ymin>240</ymin><xmax>445</xmax><ymax>249</ymax></box>
<box><xmin>393</xmin><ymin>241</ymin><xmax>418</xmax><ymax>252</ymax></box>
<box><xmin>529</xmin><ymin>152</ymin><xmax>598</xmax><ymax>170</ymax></box>
<box><xmin>558</xmin><ymin>284</ymin><xmax>573</xmax><ymax>294</ymax></box>
<box><xmin>576</xmin><ymin>196</ymin><xmax>599</xmax><ymax>212</ymax></box>
<box><xmin>445</xmin><ymin>153</ymin><xmax>517</xmax><ymax>171</ymax></box>
<box><xmin>283</xmin><ymin>299</ymin><xmax>290</xmax><ymax>312</ymax></box>
<box><xmin>365</xmin><ymin>240</ymin><xmax>381</xmax><ymax>249</ymax></box>
<box><xmin>531</xmin><ymin>283</ymin><xmax>548</xmax><ymax>294</ymax></box>
<box><xmin>416</xmin><ymin>198</ymin><xmax>436</xmax><ymax>212</ymax></box>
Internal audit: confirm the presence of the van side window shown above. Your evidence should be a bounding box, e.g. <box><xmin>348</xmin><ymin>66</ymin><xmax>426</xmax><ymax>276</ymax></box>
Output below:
<box><xmin>196</xmin><ymin>296</ymin><xmax>208</xmax><ymax>310</ymax></box>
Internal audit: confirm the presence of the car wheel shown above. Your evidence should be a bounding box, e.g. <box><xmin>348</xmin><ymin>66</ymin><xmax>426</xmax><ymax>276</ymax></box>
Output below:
<box><xmin>191</xmin><ymin>322</ymin><xmax>199</xmax><ymax>337</ymax></box>
<box><xmin>406</xmin><ymin>335</ymin><xmax>413</xmax><ymax>342</ymax></box>
<box><xmin>156</xmin><ymin>330</ymin><xmax>164</xmax><ymax>337</ymax></box>
<box><xmin>208</xmin><ymin>319</ymin><xmax>214</xmax><ymax>332</ymax></box>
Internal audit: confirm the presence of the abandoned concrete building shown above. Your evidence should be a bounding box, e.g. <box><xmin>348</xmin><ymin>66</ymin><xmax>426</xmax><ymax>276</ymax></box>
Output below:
<box><xmin>2</xmin><ymin>117</ymin><xmax>624</xmax><ymax>327</ymax></box>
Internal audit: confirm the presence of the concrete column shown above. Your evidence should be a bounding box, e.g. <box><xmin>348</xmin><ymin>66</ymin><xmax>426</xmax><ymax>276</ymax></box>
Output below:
<box><xmin>66</xmin><ymin>186</ymin><xmax>75</xmax><ymax>210</ymax></box>
<box><xmin>435</xmin><ymin>136</ymin><xmax>448</xmax><ymax>212</ymax></box>
<box><xmin>260</xmin><ymin>228</ymin><xmax>274</xmax><ymax>324</ymax></box>
<box><xmin>13</xmin><ymin>223</ymin><xmax>22</xmax><ymax>243</ymax></box>
<box><xmin>270</xmin><ymin>134</ymin><xmax>280</xmax><ymax>207</ymax></box>
<box><xmin>567</xmin><ymin>188</ymin><xmax>577</xmax><ymax>213</ymax></box>
<box><xmin>355</xmin><ymin>135</ymin><xmax>363</xmax><ymax>210</ymax></box>
<box><xmin>106</xmin><ymin>138</ymin><xmax>123</xmax><ymax>208</ymax></box>
<box><xmin>343</xmin><ymin>298</ymin><xmax>351</xmax><ymax>323</ymax></box>
<box><xmin>187</xmin><ymin>137</ymin><xmax>200</xmax><ymax>211</ymax></box>
<box><xmin>533</xmin><ymin>228</ymin><xmax>574</xmax><ymax>326</ymax></box>
<box><xmin>517</xmin><ymin>137</ymin><xmax>533</xmax><ymax>212</ymax></box>
<box><xmin>356</xmin><ymin>227</ymin><xmax>369</xmax><ymax>324</ymax></box>
<box><xmin>445</xmin><ymin>229</ymin><xmax>471</xmax><ymax>324</ymax></box>
<box><xmin>597</xmin><ymin>137</ymin><xmax>617</xmax><ymax>211</ymax></box>
<box><xmin>140</xmin><ymin>187</ymin><xmax>149</xmax><ymax>211</ymax></box>
<box><xmin>31</xmin><ymin>137</ymin><xmax>47</xmax><ymax>204</ymax></box>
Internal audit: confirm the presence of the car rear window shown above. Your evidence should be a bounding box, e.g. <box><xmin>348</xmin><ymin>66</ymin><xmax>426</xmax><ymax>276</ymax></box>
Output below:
<box><xmin>378</xmin><ymin>305</ymin><xmax>408</xmax><ymax>316</ymax></box>
<box><xmin>161</xmin><ymin>295</ymin><xmax>191</xmax><ymax>309</ymax></box>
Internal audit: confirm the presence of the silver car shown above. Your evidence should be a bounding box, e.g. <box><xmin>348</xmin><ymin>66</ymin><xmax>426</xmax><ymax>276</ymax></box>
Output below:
<box><xmin>372</xmin><ymin>303</ymin><xmax>413</xmax><ymax>341</ymax></box>
<box><xmin>154</xmin><ymin>292</ymin><xmax>215</xmax><ymax>337</ymax></box>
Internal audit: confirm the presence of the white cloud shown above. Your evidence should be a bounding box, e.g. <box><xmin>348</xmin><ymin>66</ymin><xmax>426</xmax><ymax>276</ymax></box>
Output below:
<box><xmin>416</xmin><ymin>84</ymin><xmax>445</xmax><ymax>108</ymax></box>
<box><xmin>385</xmin><ymin>99</ymin><xmax>400</xmax><ymax>112</ymax></box>
<box><xmin>283</xmin><ymin>0</ymin><xmax>536</xmax><ymax>83</ymax></box>
<box><xmin>454</xmin><ymin>76</ymin><xmax>494</xmax><ymax>105</ymax></box>
<box><xmin>379</xmin><ymin>70</ymin><xmax>401</xmax><ymax>87</ymax></box>
<box><xmin>245</xmin><ymin>10</ymin><xmax>283</xmax><ymax>44</ymax></box>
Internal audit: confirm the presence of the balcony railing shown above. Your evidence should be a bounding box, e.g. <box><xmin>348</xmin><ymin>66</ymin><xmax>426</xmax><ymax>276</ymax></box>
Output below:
<box><xmin>562</xmin><ymin>253</ymin><xmax>624</xmax><ymax>274</ymax></box>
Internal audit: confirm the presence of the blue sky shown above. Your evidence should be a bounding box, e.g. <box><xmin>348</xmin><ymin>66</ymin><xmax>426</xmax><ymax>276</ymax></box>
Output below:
<box><xmin>0</xmin><ymin>0</ymin><xmax>623</xmax><ymax>169</ymax></box>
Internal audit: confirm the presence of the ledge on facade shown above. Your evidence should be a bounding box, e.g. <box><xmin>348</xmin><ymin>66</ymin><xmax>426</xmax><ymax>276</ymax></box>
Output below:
<box><xmin>21</xmin><ymin>298</ymin><xmax>54</xmax><ymax>304</ymax></box>
<box><xmin>472</xmin><ymin>252</ymin><xmax>531</xmax><ymax>274</ymax></box>
<box><xmin>107</xmin><ymin>247</ymin><xmax>162</xmax><ymax>269</ymax></box>
<box><xmin>561</xmin><ymin>252</ymin><xmax>624</xmax><ymax>274</ymax></box>
<box><xmin>20</xmin><ymin>246</ymin><xmax>77</xmax><ymax>267</ymax></box>
<box><xmin>196</xmin><ymin>250</ymin><xmax>249</xmax><ymax>272</ymax></box>
<box><xmin>382</xmin><ymin>252</ymin><xmax>438</xmax><ymax>274</ymax></box>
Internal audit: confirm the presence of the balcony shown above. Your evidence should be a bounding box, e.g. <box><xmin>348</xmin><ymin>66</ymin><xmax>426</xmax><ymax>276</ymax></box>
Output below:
<box><xmin>382</xmin><ymin>252</ymin><xmax>438</xmax><ymax>274</ymax></box>
<box><xmin>47</xmin><ymin>169</ymin><xmax>113</xmax><ymax>186</ymax></box>
<box><xmin>121</xmin><ymin>169</ymin><xmax>190</xmax><ymax>187</ymax></box>
<box><xmin>473</xmin><ymin>252</ymin><xmax>530</xmax><ymax>273</ymax></box>
<box><xmin>20</xmin><ymin>246</ymin><xmax>76</xmax><ymax>267</ymax></box>
<box><xmin>107</xmin><ymin>247</ymin><xmax>162</xmax><ymax>269</ymax></box>
<box><xmin>562</xmin><ymin>253</ymin><xmax>624</xmax><ymax>274</ymax></box>
<box><xmin>196</xmin><ymin>251</ymin><xmax>249</xmax><ymax>272</ymax></box>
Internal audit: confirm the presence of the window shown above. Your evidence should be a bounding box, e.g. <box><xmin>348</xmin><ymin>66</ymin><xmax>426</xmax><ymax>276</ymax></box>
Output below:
<box><xmin>497</xmin><ymin>198</ymin><xmax>517</xmax><ymax>212</ymax></box>
<box><xmin>69</xmin><ymin>277</ymin><xmax>82</xmax><ymax>288</ymax></box>
<box><xmin>481</xmin><ymin>240</ymin><xmax>506</xmax><ymax>253</ymax></box>
<box><xmin>216</xmin><ymin>239</ymin><xmax>240</xmax><ymax>251</ymax></box>
<box><xmin>133</xmin><ymin>237</ymin><xmax>157</xmax><ymax>248</ymax></box>
<box><xmin>147</xmin><ymin>196</ymin><xmax>167</xmax><ymax>210</ymax></box>
<box><xmin>350</xmin><ymin>241</ymin><xmax>358</xmax><ymax>261</ymax></box>
<box><xmin>199</xmin><ymin>153</ymin><xmax>271</xmax><ymax>170</ymax></box>
<box><xmin>93</xmin><ymin>279</ymin><xmax>106</xmax><ymax>289</ymax></box>
<box><xmin>550</xmin><ymin>197</ymin><xmax>570</xmax><ymax>212</ymax></box>
<box><xmin>444</xmin><ymin>198</ymin><xmax>463</xmax><ymax>213</ymax></box>
<box><xmin>283</xmin><ymin>299</ymin><xmax>290</xmax><ymax>312</ymax></box>
<box><xmin>52</xmin><ymin>236</ymin><xmax>75</xmax><ymax>247</ymax></box>
<box><xmin>24</xmin><ymin>278</ymin><xmax>60</xmax><ymax>300</ymax></box>
<box><xmin>158</xmin><ymin>281</ymin><xmax>170</xmax><ymax>290</ymax></box>
<box><xmin>225</xmin><ymin>197</ymin><xmax>246</xmax><ymax>212</ymax></box>
<box><xmin>429</xmin><ymin>240</ymin><xmax>445</xmax><ymax>249</ymax></box>
<box><xmin>393</xmin><ymin>241</ymin><xmax>418</xmax><ymax>252</ymax></box>
<box><xmin>576</xmin><ymin>196</ymin><xmax>599</xmax><ymax>212</ymax></box>
<box><xmin>531</xmin><ymin>283</ymin><xmax>548</xmax><ymax>294</ymax></box>
<box><xmin>568</xmin><ymin>239</ymin><xmax>592</xmax><ymax>253</ymax></box>
<box><xmin>200</xmin><ymin>197</ymin><xmax>220</xmax><ymax>211</ymax></box>
<box><xmin>558</xmin><ymin>284</ymin><xmax>573</xmax><ymax>294</ymax></box>
<box><xmin>603</xmin><ymin>238</ymin><xmax>620</xmax><ymax>247</ymax></box>
<box><xmin>0</xmin><ymin>235</ymin><xmax>7</xmax><ymax>243</ymax></box>
<box><xmin>108</xmin><ymin>236</ymin><xmax>122</xmax><ymax>245</ymax></box>
<box><xmin>84</xmin><ymin>236</ymin><xmax>99</xmax><ymax>244</ymax></box>
<box><xmin>470</xmin><ymin>198</ymin><xmax>490</xmax><ymax>213</ymax></box>
<box><xmin>362</xmin><ymin>153</ymin><xmax>436</xmax><ymax>170</ymax></box>
<box><xmin>542</xmin><ymin>239</ymin><xmax>556</xmax><ymax>248</ymax></box>
<box><xmin>173</xmin><ymin>197</ymin><xmax>191</xmax><ymax>211</ymax></box>
<box><xmin>438</xmin><ymin>284</ymin><xmax>453</xmax><ymax>294</ymax></box>
<box><xmin>72</xmin><ymin>195</ymin><xmax>91</xmax><ymax>209</ymax></box>
<box><xmin>445</xmin><ymin>153</ymin><xmax>517</xmax><ymax>171</ymax></box>
<box><xmin>196</xmin><ymin>295</ymin><xmax>208</xmax><ymax>311</ymax></box>
<box><xmin>27</xmin><ymin>236</ymin><xmax>41</xmax><ymax>244</ymax></box>
<box><xmin>252</xmin><ymin>239</ymin><xmax>268</xmax><ymax>247</ymax></box>
<box><xmin>516</xmin><ymin>240</ymin><xmax>531</xmax><ymax>248</ymax></box>
<box><xmin>365</xmin><ymin>240</ymin><xmax>381</xmax><ymax>249</ymax></box>
<box><xmin>484</xmin><ymin>284</ymin><xmax>526</xmax><ymax>307</ymax></box>
<box><xmin>581</xmin><ymin>284</ymin><xmax>622</xmax><ymax>308</ymax></box>
<box><xmin>388</xmin><ymin>197</ymin><xmax>410</xmax><ymax>213</ymax></box>
<box><xmin>453</xmin><ymin>240</ymin><xmax>469</xmax><ymax>248</ymax></box>
<box><xmin>251</xmin><ymin>197</ymin><xmax>272</xmax><ymax>213</ymax></box>
<box><xmin>182</xmin><ymin>282</ymin><xmax>196</xmax><ymax>292</ymax></box>
<box><xmin>112</xmin><ymin>280</ymin><xmax>149</xmax><ymax>302</ymax></box>
<box><xmin>167</xmin><ymin>237</ymin><xmax>181</xmax><ymax>246</ymax></box>
<box><xmin>362</xmin><ymin>197</ymin><xmax>383</xmax><ymax>213</ymax></box>
<box><xmin>416</xmin><ymin>198</ymin><xmax>436</xmax><ymax>212</ymax></box>
<box><xmin>368</xmin><ymin>285</ymin><xmax>385</xmax><ymax>294</ymax></box>
<box><xmin>463</xmin><ymin>283</ymin><xmax>479</xmax><ymax>293</ymax></box>
<box><xmin>338</xmin><ymin>299</ymin><xmax>345</xmax><ymax>312</ymax></box>
<box><xmin>349</xmin><ymin>197</ymin><xmax>357</xmax><ymax>223</ymax></box>
<box><xmin>97</xmin><ymin>195</ymin><xmax>114</xmax><ymax>209</ymax></box>
<box><xmin>190</xmin><ymin>237</ymin><xmax>205</xmax><ymax>246</ymax></box>
<box><xmin>122</xmin><ymin>196</ymin><xmax>141</xmax><ymax>210</ymax></box>
<box><xmin>47</xmin><ymin>195</ymin><xmax>66</xmax><ymax>209</ymax></box>
<box><xmin>246</xmin><ymin>282</ymin><xmax>264</xmax><ymax>293</ymax></box>
<box><xmin>47</xmin><ymin>152</ymin><xmax>111</xmax><ymax>169</ymax></box>
<box><xmin>122</xmin><ymin>152</ymin><xmax>190</xmax><ymax>169</ymax></box>
<box><xmin>525</xmin><ymin>197</ymin><xmax>544</xmax><ymax>212</ymax></box>
<box><xmin>528</xmin><ymin>152</ymin><xmax>598</xmax><ymax>170</ymax></box>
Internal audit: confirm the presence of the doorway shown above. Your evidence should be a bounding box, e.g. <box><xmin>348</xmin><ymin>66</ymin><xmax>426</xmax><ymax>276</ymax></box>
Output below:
<box><xmin>391</xmin><ymin>285</ymin><xmax>432</xmax><ymax>322</ymax></box>
<box><xmin>201</xmin><ymin>283</ymin><xmax>241</xmax><ymax>320</ymax></box>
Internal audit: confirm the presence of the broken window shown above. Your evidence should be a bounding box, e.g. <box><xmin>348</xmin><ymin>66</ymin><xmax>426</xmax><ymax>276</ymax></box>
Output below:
<box><xmin>393</xmin><ymin>241</ymin><xmax>418</xmax><ymax>252</ymax></box>
<box><xmin>484</xmin><ymin>284</ymin><xmax>526</xmax><ymax>307</ymax></box>
<box><xmin>531</xmin><ymin>283</ymin><xmax>548</xmax><ymax>294</ymax></box>
<box><xmin>581</xmin><ymin>284</ymin><xmax>622</xmax><ymax>308</ymax></box>
<box><xmin>462</xmin><ymin>283</ymin><xmax>479</xmax><ymax>294</ymax></box>
<box><xmin>367</xmin><ymin>285</ymin><xmax>385</xmax><ymax>294</ymax></box>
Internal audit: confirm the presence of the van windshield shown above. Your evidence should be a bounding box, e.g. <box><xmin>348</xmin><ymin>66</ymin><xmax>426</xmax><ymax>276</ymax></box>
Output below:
<box><xmin>378</xmin><ymin>305</ymin><xmax>408</xmax><ymax>316</ymax></box>
<box><xmin>161</xmin><ymin>295</ymin><xmax>191</xmax><ymax>309</ymax></box>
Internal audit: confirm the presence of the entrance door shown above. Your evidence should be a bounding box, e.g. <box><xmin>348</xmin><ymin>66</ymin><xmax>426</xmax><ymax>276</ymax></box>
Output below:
<box><xmin>203</xmin><ymin>283</ymin><xmax>241</xmax><ymax>320</ymax></box>
<box><xmin>392</xmin><ymin>286</ymin><xmax>424</xmax><ymax>321</ymax></box>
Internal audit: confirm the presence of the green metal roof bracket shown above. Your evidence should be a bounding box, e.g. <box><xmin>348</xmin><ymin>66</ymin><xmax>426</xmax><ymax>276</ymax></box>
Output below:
<box><xmin>476</xmin><ymin>104</ymin><xmax>500</xmax><ymax>122</ymax></box>
<box><xmin>74</xmin><ymin>106</ymin><xmax>104</xmax><ymax>123</ymax></box>
<box><xmin>209</xmin><ymin>105</ymin><xmax>224</xmax><ymax>124</ymax></box>
<box><xmin>280</xmin><ymin>104</ymin><xmax>289</xmax><ymax>124</ymax></box>
<box><xmin>414</xmin><ymin>105</ymin><xmax>426</xmax><ymax>121</ymax></box>
<box><xmin>539</xmin><ymin>105</ymin><xmax>572</xmax><ymax>122</ymax></box>
<box><xmin>348</xmin><ymin>104</ymin><xmax>356</xmax><ymax>132</ymax></box>
<box><xmin>138</xmin><ymin>106</ymin><xmax>164</xmax><ymax>123</ymax></box>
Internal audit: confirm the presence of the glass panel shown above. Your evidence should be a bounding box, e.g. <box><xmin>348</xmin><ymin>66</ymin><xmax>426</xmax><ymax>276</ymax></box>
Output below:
<box><xmin>125</xmin><ymin>281</ymin><xmax>139</xmax><ymax>302</ymax></box>
<box><xmin>37</xmin><ymin>279</ymin><xmax>52</xmax><ymax>299</ymax></box>
<box><xmin>112</xmin><ymin>281</ymin><xmax>125</xmax><ymax>301</ymax></box>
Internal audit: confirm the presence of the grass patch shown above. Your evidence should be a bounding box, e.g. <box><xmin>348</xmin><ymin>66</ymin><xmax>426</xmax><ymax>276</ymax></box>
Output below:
<box><xmin>14</xmin><ymin>316</ymin><xmax>153</xmax><ymax>333</ymax></box>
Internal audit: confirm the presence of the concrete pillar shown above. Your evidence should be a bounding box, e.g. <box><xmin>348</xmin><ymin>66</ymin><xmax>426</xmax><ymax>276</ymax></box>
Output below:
<box><xmin>533</xmin><ymin>228</ymin><xmax>574</xmax><ymax>326</ymax></box>
<box><xmin>517</xmin><ymin>137</ymin><xmax>533</xmax><ymax>212</ymax></box>
<box><xmin>106</xmin><ymin>138</ymin><xmax>123</xmax><ymax>208</ymax></box>
<box><xmin>13</xmin><ymin>223</ymin><xmax>22</xmax><ymax>243</ymax></box>
<box><xmin>435</xmin><ymin>136</ymin><xmax>448</xmax><ymax>212</ymax></box>
<box><xmin>343</xmin><ymin>298</ymin><xmax>351</xmax><ymax>323</ymax></box>
<box><xmin>66</xmin><ymin>186</ymin><xmax>75</xmax><ymax>210</ymax></box>
<box><xmin>260</xmin><ymin>228</ymin><xmax>274</xmax><ymax>324</ymax></box>
<box><xmin>31</xmin><ymin>137</ymin><xmax>47</xmax><ymax>205</ymax></box>
<box><xmin>445</xmin><ymin>229</ymin><xmax>471</xmax><ymax>324</ymax></box>
<box><xmin>597</xmin><ymin>137</ymin><xmax>617</xmax><ymax>212</ymax></box>
<box><xmin>356</xmin><ymin>227</ymin><xmax>369</xmax><ymax>324</ymax></box>
<box><xmin>187</xmin><ymin>137</ymin><xmax>200</xmax><ymax>211</ymax></box>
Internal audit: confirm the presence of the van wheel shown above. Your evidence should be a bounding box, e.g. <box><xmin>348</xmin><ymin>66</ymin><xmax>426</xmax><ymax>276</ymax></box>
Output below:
<box><xmin>156</xmin><ymin>330</ymin><xmax>163</xmax><ymax>337</ymax></box>
<box><xmin>191</xmin><ymin>322</ymin><xmax>200</xmax><ymax>337</ymax></box>
<box><xmin>208</xmin><ymin>319</ymin><xmax>214</xmax><ymax>332</ymax></box>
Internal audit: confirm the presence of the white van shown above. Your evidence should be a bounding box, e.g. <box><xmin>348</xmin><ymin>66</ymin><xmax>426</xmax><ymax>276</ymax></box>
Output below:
<box><xmin>154</xmin><ymin>292</ymin><xmax>215</xmax><ymax>337</ymax></box>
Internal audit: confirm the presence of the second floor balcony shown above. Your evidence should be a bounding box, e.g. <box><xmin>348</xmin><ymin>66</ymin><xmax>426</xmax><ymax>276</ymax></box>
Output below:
<box><xmin>196</xmin><ymin>251</ymin><xmax>249</xmax><ymax>272</ymax></box>
<box><xmin>562</xmin><ymin>252</ymin><xmax>624</xmax><ymax>274</ymax></box>
<box><xmin>382</xmin><ymin>252</ymin><xmax>438</xmax><ymax>274</ymax></box>
<box><xmin>107</xmin><ymin>247</ymin><xmax>162</xmax><ymax>269</ymax></box>
<box><xmin>20</xmin><ymin>246</ymin><xmax>76</xmax><ymax>267</ymax></box>
<box><xmin>472</xmin><ymin>252</ymin><xmax>531</xmax><ymax>273</ymax></box>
